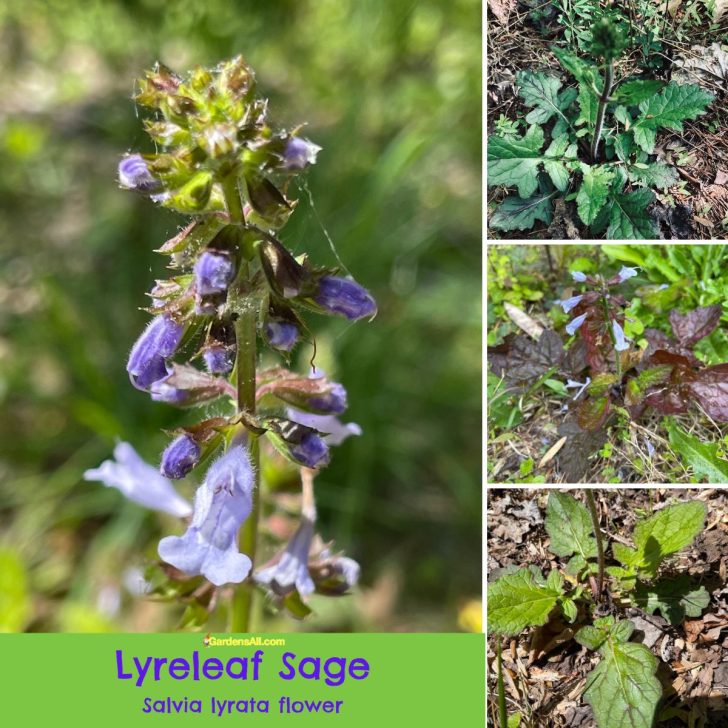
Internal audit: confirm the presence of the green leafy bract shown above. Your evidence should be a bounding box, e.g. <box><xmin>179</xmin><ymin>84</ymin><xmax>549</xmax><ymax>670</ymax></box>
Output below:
<box><xmin>487</xmin><ymin>568</ymin><xmax>563</xmax><ymax>636</ymax></box>
<box><xmin>576</xmin><ymin>618</ymin><xmax>661</xmax><ymax>728</ymax></box>
<box><xmin>633</xmin><ymin>84</ymin><xmax>714</xmax><ymax>153</ymax></box>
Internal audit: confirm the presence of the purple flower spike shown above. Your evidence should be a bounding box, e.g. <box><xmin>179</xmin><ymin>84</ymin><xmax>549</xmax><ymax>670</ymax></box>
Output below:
<box><xmin>560</xmin><ymin>295</ymin><xmax>584</xmax><ymax>314</ymax></box>
<box><xmin>314</xmin><ymin>276</ymin><xmax>377</xmax><ymax>320</ymax></box>
<box><xmin>291</xmin><ymin>432</ymin><xmax>330</xmax><ymax>469</ymax></box>
<box><xmin>617</xmin><ymin>266</ymin><xmax>639</xmax><ymax>283</ymax></box>
<box><xmin>84</xmin><ymin>442</ymin><xmax>192</xmax><ymax>518</ymax></box>
<box><xmin>194</xmin><ymin>252</ymin><xmax>235</xmax><ymax>296</ymax></box>
<box><xmin>286</xmin><ymin>409</ymin><xmax>362</xmax><ymax>447</ymax></box>
<box><xmin>283</xmin><ymin>137</ymin><xmax>322</xmax><ymax>170</ymax></box>
<box><xmin>118</xmin><ymin>154</ymin><xmax>158</xmax><ymax>191</ymax></box>
<box><xmin>571</xmin><ymin>271</ymin><xmax>587</xmax><ymax>282</ymax></box>
<box><xmin>150</xmin><ymin>377</ymin><xmax>189</xmax><ymax>405</ymax></box>
<box><xmin>565</xmin><ymin>312</ymin><xmax>588</xmax><ymax>336</ymax></box>
<box><xmin>255</xmin><ymin>517</ymin><xmax>315</xmax><ymax>597</ymax></box>
<box><xmin>158</xmin><ymin>446</ymin><xmax>255</xmax><ymax>586</ymax></box>
<box><xmin>265</xmin><ymin>320</ymin><xmax>299</xmax><ymax>352</ymax></box>
<box><xmin>203</xmin><ymin>345</ymin><xmax>234</xmax><ymax>375</ymax></box>
<box><xmin>308</xmin><ymin>383</ymin><xmax>348</xmax><ymax>415</ymax></box>
<box><xmin>612</xmin><ymin>320</ymin><xmax>631</xmax><ymax>351</ymax></box>
<box><xmin>127</xmin><ymin>315</ymin><xmax>184</xmax><ymax>391</ymax></box>
<box><xmin>161</xmin><ymin>434</ymin><xmax>201</xmax><ymax>480</ymax></box>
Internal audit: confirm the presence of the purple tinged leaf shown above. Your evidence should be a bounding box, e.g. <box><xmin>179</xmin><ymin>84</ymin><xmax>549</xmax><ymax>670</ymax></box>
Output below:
<box><xmin>488</xmin><ymin>330</ymin><xmax>565</xmax><ymax>385</ymax></box>
<box><xmin>560</xmin><ymin>295</ymin><xmax>584</xmax><ymax>313</ymax></box>
<box><xmin>158</xmin><ymin>446</ymin><xmax>255</xmax><ymax>586</ymax></box>
<box><xmin>576</xmin><ymin>394</ymin><xmax>611</xmax><ymax>431</ymax></box>
<box><xmin>566</xmin><ymin>313</ymin><xmax>588</xmax><ymax>336</ymax></box>
<box><xmin>669</xmin><ymin>305</ymin><xmax>722</xmax><ymax>347</ymax></box>
<box><xmin>84</xmin><ymin>442</ymin><xmax>192</xmax><ymax>518</ymax></box>
<box><xmin>688</xmin><ymin>364</ymin><xmax>728</xmax><ymax>421</ymax></box>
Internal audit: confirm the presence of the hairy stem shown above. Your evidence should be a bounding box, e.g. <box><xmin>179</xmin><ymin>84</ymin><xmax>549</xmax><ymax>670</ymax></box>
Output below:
<box><xmin>585</xmin><ymin>490</ymin><xmax>605</xmax><ymax>597</ymax></box>
<box><xmin>223</xmin><ymin>174</ymin><xmax>260</xmax><ymax>633</ymax></box>
<box><xmin>601</xmin><ymin>293</ymin><xmax>622</xmax><ymax>381</ymax></box>
<box><xmin>590</xmin><ymin>62</ymin><xmax>614</xmax><ymax>163</ymax></box>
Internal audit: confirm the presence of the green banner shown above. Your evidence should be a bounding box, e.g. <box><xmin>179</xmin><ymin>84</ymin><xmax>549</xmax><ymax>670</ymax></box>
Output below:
<box><xmin>0</xmin><ymin>633</ymin><xmax>484</xmax><ymax>725</ymax></box>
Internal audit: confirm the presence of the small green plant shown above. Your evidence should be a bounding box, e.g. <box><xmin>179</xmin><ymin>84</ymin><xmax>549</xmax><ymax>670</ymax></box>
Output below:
<box><xmin>487</xmin><ymin>491</ymin><xmax>709</xmax><ymax>728</ymax></box>
<box><xmin>487</xmin><ymin>18</ymin><xmax>714</xmax><ymax>239</ymax></box>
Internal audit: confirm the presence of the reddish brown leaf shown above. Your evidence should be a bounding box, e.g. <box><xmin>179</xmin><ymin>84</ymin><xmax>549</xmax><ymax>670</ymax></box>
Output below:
<box><xmin>488</xmin><ymin>330</ymin><xmax>565</xmax><ymax>384</ymax></box>
<box><xmin>689</xmin><ymin>363</ymin><xmax>728</xmax><ymax>421</ymax></box>
<box><xmin>669</xmin><ymin>304</ymin><xmax>722</xmax><ymax>346</ymax></box>
<box><xmin>576</xmin><ymin>394</ymin><xmax>611</xmax><ymax>431</ymax></box>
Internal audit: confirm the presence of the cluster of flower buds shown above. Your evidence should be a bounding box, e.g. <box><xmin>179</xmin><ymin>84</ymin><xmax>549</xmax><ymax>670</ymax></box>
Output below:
<box><xmin>86</xmin><ymin>57</ymin><xmax>369</xmax><ymax>617</ymax></box>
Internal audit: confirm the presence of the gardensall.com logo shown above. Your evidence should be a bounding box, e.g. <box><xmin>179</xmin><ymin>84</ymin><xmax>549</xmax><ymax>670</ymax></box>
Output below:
<box><xmin>203</xmin><ymin>633</ymin><xmax>286</xmax><ymax>648</ymax></box>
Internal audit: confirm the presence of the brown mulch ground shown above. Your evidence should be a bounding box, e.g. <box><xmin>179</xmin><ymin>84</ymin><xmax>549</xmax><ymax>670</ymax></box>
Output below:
<box><xmin>486</xmin><ymin>488</ymin><xmax>728</xmax><ymax>727</ymax></box>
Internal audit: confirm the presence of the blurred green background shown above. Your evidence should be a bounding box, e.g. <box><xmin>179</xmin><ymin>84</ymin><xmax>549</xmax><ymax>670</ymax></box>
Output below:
<box><xmin>0</xmin><ymin>0</ymin><xmax>481</xmax><ymax>632</ymax></box>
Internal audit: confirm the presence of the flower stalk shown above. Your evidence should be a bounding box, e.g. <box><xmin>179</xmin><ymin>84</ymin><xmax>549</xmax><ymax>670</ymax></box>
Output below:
<box><xmin>585</xmin><ymin>489</ymin><xmax>605</xmax><ymax>597</ymax></box>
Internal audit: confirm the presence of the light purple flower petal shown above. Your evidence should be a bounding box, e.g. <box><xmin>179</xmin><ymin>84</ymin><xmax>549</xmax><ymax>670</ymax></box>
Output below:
<box><xmin>158</xmin><ymin>445</ymin><xmax>254</xmax><ymax>586</ymax></box>
<box><xmin>283</xmin><ymin>137</ymin><xmax>322</xmax><ymax>170</ymax></box>
<box><xmin>84</xmin><ymin>442</ymin><xmax>192</xmax><ymax>518</ymax></box>
<box><xmin>560</xmin><ymin>295</ymin><xmax>584</xmax><ymax>313</ymax></box>
<box><xmin>194</xmin><ymin>252</ymin><xmax>235</xmax><ymax>296</ymax></box>
<box><xmin>612</xmin><ymin>320</ymin><xmax>631</xmax><ymax>351</ymax></box>
<box><xmin>255</xmin><ymin>517</ymin><xmax>315</xmax><ymax>597</ymax></box>
<box><xmin>286</xmin><ymin>409</ymin><xmax>362</xmax><ymax>447</ymax></box>
<box><xmin>571</xmin><ymin>271</ymin><xmax>587</xmax><ymax>282</ymax></box>
<box><xmin>565</xmin><ymin>312</ymin><xmax>588</xmax><ymax>336</ymax></box>
<box><xmin>617</xmin><ymin>266</ymin><xmax>639</xmax><ymax>283</ymax></box>
<box><xmin>564</xmin><ymin>376</ymin><xmax>591</xmax><ymax>400</ymax></box>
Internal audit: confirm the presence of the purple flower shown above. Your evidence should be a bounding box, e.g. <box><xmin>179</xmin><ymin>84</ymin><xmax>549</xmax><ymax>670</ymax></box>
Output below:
<box><xmin>571</xmin><ymin>271</ymin><xmax>587</xmax><ymax>282</ymax></box>
<box><xmin>161</xmin><ymin>434</ymin><xmax>201</xmax><ymax>479</ymax></box>
<box><xmin>290</xmin><ymin>432</ymin><xmax>330</xmax><ymax>469</ymax></box>
<box><xmin>565</xmin><ymin>312</ymin><xmax>588</xmax><ymax>336</ymax></box>
<box><xmin>255</xmin><ymin>517</ymin><xmax>315</xmax><ymax>597</ymax></box>
<box><xmin>194</xmin><ymin>252</ymin><xmax>235</xmax><ymax>296</ymax></box>
<box><xmin>264</xmin><ymin>320</ymin><xmax>299</xmax><ymax>352</ymax></box>
<box><xmin>118</xmin><ymin>154</ymin><xmax>158</xmax><ymax>191</ymax></box>
<box><xmin>127</xmin><ymin>315</ymin><xmax>184</xmax><ymax>391</ymax></box>
<box><xmin>560</xmin><ymin>295</ymin><xmax>584</xmax><ymax>314</ymax></box>
<box><xmin>286</xmin><ymin>409</ymin><xmax>362</xmax><ymax>447</ymax></box>
<box><xmin>565</xmin><ymin>377</ymin><xmax>591</xmax><ymax>400</ymax></box>
<box><xmin>158</xmin><ymin>446</ymin><xmax>255</xmax><ymax>586</ymax></box>
<box><xmin>84</xmin><ymin>442</ymin><xmax>192</xmax><ymax>518</ymax></box>
<box><xmin>612</xmin><ymin>320</ymin><xmax>631</xmax><ymax>351</ymax></box>
<box><xmin>150</xmin><ymin>378</ymin><xmax>189</xmax><ymax>405</ymax></box>
<box><xmin>283</xmin><ymin>137</ymin><xmax>321</xmax><ymax>170</ymax></box>
<box><xmin>203</xmin><ymin>345</ymin><xmax>234</xmax><ymax>375</ymax></box>
<box><xmin>308</xmin><ymin>382</ymin><xmax>348</xmax><ymax>415</ymax></box>
<box><xmin>314</xmin><ymin>276</ymin><xmax>377</xmax><ymax>320</ymax></box>
<box><xmin>617</xmin><ymin>266</ymin><xmax>639</xmax><ymax>283</ymax></box>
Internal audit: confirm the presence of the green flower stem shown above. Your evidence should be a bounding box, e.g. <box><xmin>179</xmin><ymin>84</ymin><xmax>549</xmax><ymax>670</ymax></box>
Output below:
<box><xmin>223</xmin><ymin>174</ymin><xmax>261</xmax><ymax>633</ymax></box>
<box><xmin>496</xmin><ymin>637</ymin><xmax>507</xmax><ymax>728</ymax></box>
<box><xmin>590</xmin><ymin>61</ymin><xmax>614</xmax><ymax>163</ymax></box>
<box><xmin>601</xmin><ymin>293</ymin><xmax>622</xmax><ymax>380</ymax></box>
<box><xmin>585</xmin><ymin>490</ymin><xmax>605</xmax><ymax>597</ymax></box>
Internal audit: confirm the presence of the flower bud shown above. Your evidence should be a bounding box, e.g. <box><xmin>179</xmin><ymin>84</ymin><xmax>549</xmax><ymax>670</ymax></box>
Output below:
<box><xmin>161</xmin><ymin>434</ymin><xmax>201</xmax><ymax>479</ymax></box>
<box><xmin>291</xmin><ymin>432</ymin><xmax>330</xmax><ymax>469</ymax></box>
<box><xmin>265</xmin><ymin>418</ymin><xmax>331</xmax><ymax>469</ymax></box>
<box><xmin>127</xmin><ymin>315</ymin><xmax>184</xmax><ymax>391</ymax></box>
<box><xmin>612</xmin><ymin>320</ymin><xmax>631</xmax><ymax>351</ymax></box>
<box><xmin>118</xmin><ymin>154</ymin><xmax>159</xmax><ymax>191</ymax></box>
<box><xmin>571</xmin><ymin>270</ymin><xmax>587</xmax><ymax>282</ymax></box>
<box><xmin>203</xmin><ymin>345</ymin><xmax>234</xmax><ymax>375</ymax></box>
<box><xmin>565</xmin><ymin>312</ymin><xmax>588</xmax><ymax>336</ymax></box>
<box><xmin>194</xmin><ymin>251</ymin><xmax>235</xmax><ymax>296</ymax></box>
<box><xmin>314</xmin><ymin>276</ymin><xmax>377</xmax><ymax>320</ymax></box>
<box><xmin>309</xmin><ymin>553</ymin><xmax>360</xmax><ymax>595</ymax></box>
<box><xmin>264</xmin><ymin>320</ymin><xmax>299</xmax><ymax>352</ymax></box>
<box><xmin>283</xmin><ymin>137</ymin><xmax>321</xmax><ymax>170</ymax></box>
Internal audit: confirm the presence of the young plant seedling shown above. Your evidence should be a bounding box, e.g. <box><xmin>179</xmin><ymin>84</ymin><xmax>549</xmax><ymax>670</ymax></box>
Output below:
<box><xmin>487</xmin><ymin>17</ymin><xmax>714</xmax><ymax>238</ymax></box>
<box><xmin>487</xmin><ymin>491</ymin><xmax>709</xmax><ymax>728</ymax></box>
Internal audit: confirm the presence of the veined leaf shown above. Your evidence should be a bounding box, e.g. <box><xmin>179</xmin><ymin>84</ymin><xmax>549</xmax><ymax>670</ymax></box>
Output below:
<box><xmin>576</xmin><ymin>394</ymin><xmax>610</xmax><ymax>431</ymax></box>
<box><xmin>632</xmin><ymin>501</ymin><xmax>707</xmax><ymax>576</ymax></box>
<box><xmin>577</xmin><ymin>164</ymin><xmax>614</xmax><ymax>225</ymax></box>
<box><xmin>517</xmin><ymin>71</ymin><xmax>576</xmax><ymax>125</ymax></box>
<box><xmin>551</xmin><ymin>48</ymin><xmax>597</xmax><ymax>85</ymax></box>
<box><xmin>489</xmin><ymin>193</ymin><xmax>553</xmax><ymax>231</ymax></box>
<box><xmin>667</xmin><ymin>419</ymin><xmax>728</xmax><ymax>483</ymax></box>
<box><xmin>487</xmin><ymin>568</ymin><xmax>563</xmax><ymax>636</ymax></box>
<box><xmin>634</xmin><ymin>576</ymin><xmax>710</xmax><ymax>625</ymax></box>
<box><xmin>633</xmin><ymin>84</ymin><xmax>714</xmax><ymax>154</ymax></box>
<box><xmin>588</xmin><ymin>372</ymin><xmax>618</xmax><ymax>396</ymax></box>
<box><xmin>606</xmin><ymin>188</ymin><xmax>658</xmax><ymax>240</ymax></box>
<box><xmin>578</xmin><ymin>618</ymin><xmax>661</xmax><ymax>728</ymax></box>
<box><xmin>613</xmin><ymin>80</ymin><xmax>665</xmax><ymax>106</ymax></box>
<box><xmin>576</xmin><ymin>83</ymin><xmax>598</xmax><ymax>132</ymax></box>
<box><xmin>545</xmin><ymin>491</ymin><xmax>598</xmax><ymax>562</ymax></box>
<box><xmin>487</xmin><ymin>125</ymin><xmax>575</xmax><ymax>198</ymax></box>
<box><xmin>627</xmin><ymin>162</ymin><xmax>679</xmax><ymax>190</ymax></box>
